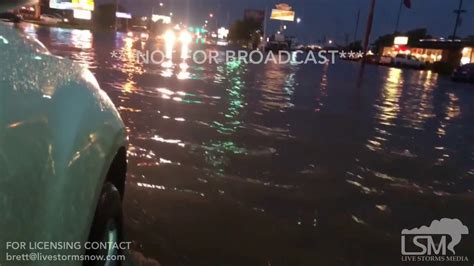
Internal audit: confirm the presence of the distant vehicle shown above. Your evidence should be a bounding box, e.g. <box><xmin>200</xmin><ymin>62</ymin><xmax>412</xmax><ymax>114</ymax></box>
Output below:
<box><xmin>294</xmin><ymin>44</ymin><xmax>306</xmax><ymax>51</ymax></box>
<box><xmin>451</xmin><ymin>63</ymin><xmax>474</xmax><ymax>83</ymax></box>
<box><xmin>379</xmin><ymin>55</ymin><xmax>393</xmax><ymax>65</ymax></box>
<box><xmin>40</xmin><ymin>13</ymin><xmax>68</xmax><ymax>24</ymax></box>
<box><xmin>0</xmin><ymin>12</ymin><xmax>22</xmax><ymax>23</ymax></box>
<box><xmin>393</xmin><ymin>53</ymin><xmax>425</xmax><ymax>68</ymax></box>
<box><xmin>128</xmin><ymin>26</ymin><xmax>149</xmax><ymax>41</ymax></box>
<box><xmin>265</xmin><ymin>41</ymin><xmax>290</xmax><ymax>52</ymax></box>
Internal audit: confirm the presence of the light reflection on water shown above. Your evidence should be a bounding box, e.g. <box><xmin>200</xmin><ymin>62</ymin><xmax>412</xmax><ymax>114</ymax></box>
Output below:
<box><xmin>24</xmin><ymin>24</ymin><xmax>474</xmax><ymax>265</ymax></box>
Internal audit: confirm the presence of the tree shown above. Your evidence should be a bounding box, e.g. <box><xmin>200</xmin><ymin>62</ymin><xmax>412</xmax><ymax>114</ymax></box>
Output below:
<box><xmin>228</xmin><ymin>18</ymin><xmax>262</xmax><ymax>47</ymax></box>
<box><xmin>344</xmin><ymin>41</ymin><xmax>363</xmax><ymax>52</ymax></box>
<box><xmin>373</xmin><ymin>34</ymin><xmax>395</xmax><ymax>53</ymax></box>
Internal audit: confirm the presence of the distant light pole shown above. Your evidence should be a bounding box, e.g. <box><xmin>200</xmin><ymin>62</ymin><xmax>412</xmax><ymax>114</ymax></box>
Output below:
<box><xmin>209</xmin><ymin>13</ymin><xmax>217</xmax><ymax>30</ymax></box>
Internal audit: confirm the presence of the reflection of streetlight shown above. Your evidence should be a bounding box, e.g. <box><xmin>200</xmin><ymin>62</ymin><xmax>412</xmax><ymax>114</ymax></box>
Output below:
<box><xmin>164</xmin><ymin>30</ymin><xmax>175</xmax><ymax>59</ymax></box>
<box><xmin>296</xmin><ymin>17</ymin><xmax>301</xmax><ymax>23</ymax></box>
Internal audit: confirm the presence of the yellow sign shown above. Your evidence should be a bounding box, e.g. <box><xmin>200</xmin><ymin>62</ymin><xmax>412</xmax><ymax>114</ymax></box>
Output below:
<box><xmin>275</xmin><ymin>3</ymin><xmax>292</xmax><ymax>11</ymax></box>
<box><xmin>270</xmin><ymin>9</ymin><xmax>295</xmax><ymax>21</ymax></box>
<box><xmin>72</xmin><ymin>0</ymin><xmax>94</xmax><ymax>11</ymax></box>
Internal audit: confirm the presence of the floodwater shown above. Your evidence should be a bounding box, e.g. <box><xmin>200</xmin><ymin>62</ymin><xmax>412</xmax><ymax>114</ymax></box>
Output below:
<box><xmin>21</xmin><ymin>24</ymin><xmax>474</xmax><ymax>266</ymax></box>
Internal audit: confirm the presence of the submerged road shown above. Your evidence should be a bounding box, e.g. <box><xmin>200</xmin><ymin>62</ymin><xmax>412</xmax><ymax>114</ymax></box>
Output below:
<box><xmin>19</xmin><ymin>22</ymin><xmax>474</xmax><ymax>266</ymax></box>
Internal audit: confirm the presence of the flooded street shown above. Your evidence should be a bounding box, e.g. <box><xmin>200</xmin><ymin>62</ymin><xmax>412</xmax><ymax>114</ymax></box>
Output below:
<box><xmin>24</xmin><ymin>24</ymin><xmax>474</xmax><ymax>265</ymax></box>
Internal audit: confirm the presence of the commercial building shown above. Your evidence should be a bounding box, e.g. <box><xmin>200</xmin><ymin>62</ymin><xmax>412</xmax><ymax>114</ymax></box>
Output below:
<box><xmin>381</xmin><ymin>38</ymin><xmax>474</xmax><ymax>67</ymax></box>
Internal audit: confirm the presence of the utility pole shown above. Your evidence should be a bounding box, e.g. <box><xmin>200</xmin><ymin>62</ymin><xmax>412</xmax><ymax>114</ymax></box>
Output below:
<box><xmin>452</xmin><ymin>0</ymin><xmax>466</xmax><ymax>41</ymax></box>
<box><xmin>394</xmin><ymin>0</ymin><xmax>403</xmax><ymax>33</ymax></box>
<box><xmin>362</xmin><ymin>0</ymin><xmax>376</xmax><ymax>63</ymax></box>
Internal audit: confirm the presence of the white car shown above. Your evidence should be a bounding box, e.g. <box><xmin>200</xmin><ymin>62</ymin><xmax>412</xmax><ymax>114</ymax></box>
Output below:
<box><xmin>0</xmin><ymin>1</ymin><xmax>127</xmax><ymax>266</ymax></box>
<box><xmin>393</xmin><ymin>53</ymin><xmax>425</xmax><ymax>68</ymax></box>
<box><xmin>40</xmin><ymin>13</ymin><xmax>67</xmax><ymax>24</ymax></box>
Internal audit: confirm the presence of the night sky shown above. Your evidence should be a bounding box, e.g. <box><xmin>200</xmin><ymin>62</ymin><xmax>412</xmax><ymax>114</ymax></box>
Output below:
<box><xmin>108</xmin><ymin>0</ymin><xmax>474</xmax><ymax>44</ymax></box>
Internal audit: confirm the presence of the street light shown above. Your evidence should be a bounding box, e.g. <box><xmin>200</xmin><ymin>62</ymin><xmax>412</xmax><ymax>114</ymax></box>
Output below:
<box><xmin>297</xmin><ymin>17</ymin><xmax>301</xmax><ymax>23</ymax></box>
<box><xmin>209</xmin><ymin>13</ymin><xmax>214</xmax><ymax>18</ymax></box>
<box><xmin>159</xmin><ymin>2</ymin><xmax>164</xmax><ymax>7</ymax></box>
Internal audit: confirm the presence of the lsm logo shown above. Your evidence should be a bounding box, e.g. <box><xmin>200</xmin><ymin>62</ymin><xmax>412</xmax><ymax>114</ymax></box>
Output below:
<box><xmin>401</xmin><ymin>218</ymin><xmax>469</xmax><ymax>263</ymax></box>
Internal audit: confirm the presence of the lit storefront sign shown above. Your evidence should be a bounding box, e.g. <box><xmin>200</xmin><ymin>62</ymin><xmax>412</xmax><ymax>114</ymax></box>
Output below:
<box><xmin>152</xmin><ymin>15</ymin><xmax>171</xmax><ymax>24</ymax></box>
<box><xmin>270</xmin><ymin>9</ymin><xmax>295</xmax><ymax>21</ymax></box>
<box><xmin>72</xmin><ymin>0</ymin><xmax>94</xmax><ymax>11</ymax></box>
<box><xmin>382</xmin><ymin>46</ymin><xmax>443</xmax><ymax>63</ymax></box>
<box><xmin>461</xmin><ymin>47</ymin><xmax>473</xmax><ymax>65</ymax></box>
<box><xmin>394</xmin><ymin>36</ymin><xmax>409</xmax><ymax>45</ymax></box>
<box><xmin>217</xmin><ymin>27</ymin><xmax>229</xmax><ymax>39</ymax></box>
<box><xmin>50</xmin><ymin>0</ymin><xmax>74</xmax><ymax>10</ymax></box>
<box><xmin>50</xmin><ymin>0</ymin><xmax>94</xmax><ymax>11</ymax></box>
<box><xmin>73</xmin><ymin>9</ymin><xmax>92</xmax><ymax>20</ymax></box>
<box><xmin>116</xmin><ymin>12</ymin><xmax>132</xmax><ymax>19</ymax></box>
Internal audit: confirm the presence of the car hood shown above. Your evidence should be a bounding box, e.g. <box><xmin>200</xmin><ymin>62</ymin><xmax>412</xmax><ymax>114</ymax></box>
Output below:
<box><xmin>0</xmin><ymin>23</ymin><xmax>126</xmax><ymax>265</ymax></box>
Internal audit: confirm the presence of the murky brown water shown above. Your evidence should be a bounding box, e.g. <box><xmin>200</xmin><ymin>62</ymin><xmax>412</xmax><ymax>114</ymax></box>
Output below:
<box><xmin>23</xmin><ymin>23</ymin><xmax>474</xmax><ymax>266</ymax></box>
